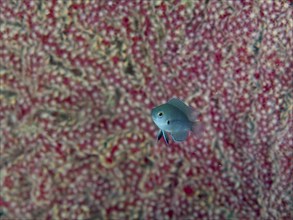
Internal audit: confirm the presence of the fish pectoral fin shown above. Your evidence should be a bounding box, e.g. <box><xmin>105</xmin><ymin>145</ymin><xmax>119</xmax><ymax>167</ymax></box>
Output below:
<box><xmin>157</xmin><ymin>130</ymin><xmax>169</xmax><ymax>144</ymax></box>
<box><xmin>163</xmin><ymin>130</ymin><xmax>169</xmax><ymax>145</ymax></box>
<box><xmin>171</xmin><ymin>131</ymin><xmax>188</xmax><ymax>142</ymax></box>
<box><xmin>157</xmin><ymin>130</ymin><xmax>163</xmax><ymax>141</ymax></box>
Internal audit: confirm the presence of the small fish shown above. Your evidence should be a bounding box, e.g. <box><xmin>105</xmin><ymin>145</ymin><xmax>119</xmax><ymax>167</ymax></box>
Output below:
<box><xmin>151</xmin><ymin>97</ymin><xmax>202</xmax><ymax>144</ymax></box>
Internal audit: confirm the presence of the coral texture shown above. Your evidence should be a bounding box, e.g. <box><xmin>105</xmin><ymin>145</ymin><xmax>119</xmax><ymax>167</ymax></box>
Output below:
<box><xmin>0</xmin><ymin>0</ymin><xmax>292</xmax><ymax>219</ymax></box>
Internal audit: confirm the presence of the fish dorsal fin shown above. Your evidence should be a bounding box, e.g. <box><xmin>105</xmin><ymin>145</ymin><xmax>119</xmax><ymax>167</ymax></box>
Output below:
<box><xmin>168</xmin><ymin>98</ymin><xmax>198</xmax><ymax>122</ymax></box>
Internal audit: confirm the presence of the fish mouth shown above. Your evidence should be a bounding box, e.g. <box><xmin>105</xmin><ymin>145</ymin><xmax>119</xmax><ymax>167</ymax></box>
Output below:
<box><xmin>151</xmin><ymin>117</ymin><xmax>161</xmax><ymax>128</ymax></box>
<box><xmin>151</xmin><ymin>114</ymin><xmax>158</xmax><ymax>124</ymax></box>
<box><xmin>151</xmin><ymin>109</ymin><xmax>156</xmax><ymax>119</ymax></box>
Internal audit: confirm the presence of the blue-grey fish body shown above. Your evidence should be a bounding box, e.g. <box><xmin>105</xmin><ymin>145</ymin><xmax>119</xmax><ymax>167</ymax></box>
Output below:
<box><xmin>151</xmin><ymin>98</ymin><xmax>199</xmax><ymax>143</ymax></box>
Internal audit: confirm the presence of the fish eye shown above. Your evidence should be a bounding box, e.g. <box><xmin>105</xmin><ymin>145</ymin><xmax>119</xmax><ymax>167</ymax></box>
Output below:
<box><xmin>167</xmin><ymin>120</ymin><xmax>170</xmax><ymax>125</ymax></box>
<box><xmin>158</xmin><ymin>112</ymin><xmax>163</xmax><ymax>117</ymax></box>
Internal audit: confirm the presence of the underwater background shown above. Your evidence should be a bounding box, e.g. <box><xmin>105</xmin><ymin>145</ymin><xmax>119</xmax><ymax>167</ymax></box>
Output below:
<box><xmin>0</xmin><ymin>0</ymin><xmax>292</xmax><ymax>219</ymax></box>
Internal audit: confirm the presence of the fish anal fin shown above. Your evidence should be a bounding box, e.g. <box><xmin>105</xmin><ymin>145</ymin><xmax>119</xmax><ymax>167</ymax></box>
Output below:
<box><xmin>171</xmin><ymin>131</ymin><xmax>188</xmax><ymax>142</ymax></box>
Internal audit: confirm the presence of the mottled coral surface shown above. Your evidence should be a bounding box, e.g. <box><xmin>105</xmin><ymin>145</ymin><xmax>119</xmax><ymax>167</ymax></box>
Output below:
<box><xmin>0</xmin><ymin>0</ymin><xmax>292</xmax><ymax>219</ymax></box>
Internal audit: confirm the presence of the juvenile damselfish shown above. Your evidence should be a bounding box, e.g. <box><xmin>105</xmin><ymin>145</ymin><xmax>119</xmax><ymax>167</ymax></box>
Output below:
<box><xmin>151</xmin><ymin>97</ymin><xmax>201</xmax><ymax>144</ymax></box>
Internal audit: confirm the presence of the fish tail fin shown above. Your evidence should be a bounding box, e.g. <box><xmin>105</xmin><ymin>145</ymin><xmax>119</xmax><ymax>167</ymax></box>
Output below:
<box><xmin>191</xmin><ymin>120</ymin><xmax>205</xmax><ymax>137</ymax></box>
<box><xmin>188</xmin><ymin>108</ymin><xmax>200</xmax><ymax>122</ymax></box>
